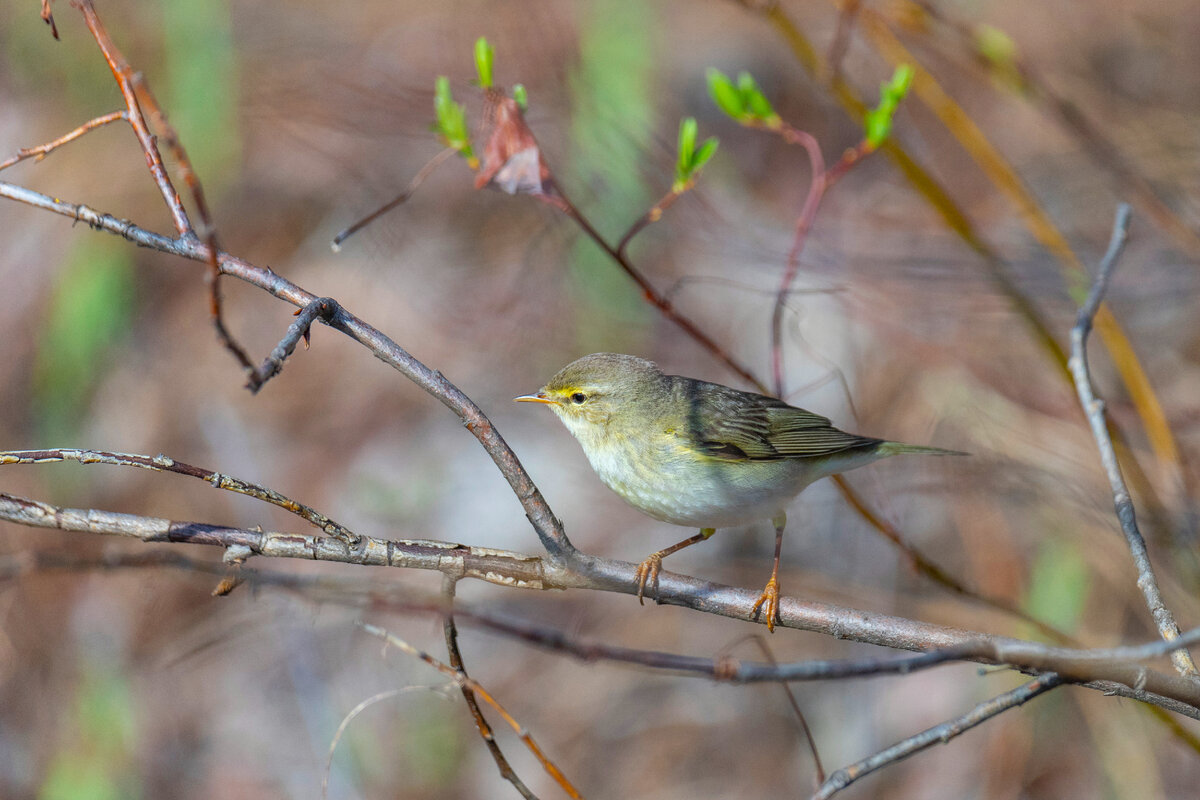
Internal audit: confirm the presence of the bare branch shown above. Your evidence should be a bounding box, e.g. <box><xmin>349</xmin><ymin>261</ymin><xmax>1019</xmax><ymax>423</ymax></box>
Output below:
<box><xmin>811</xmin><ymin>673</ymin><xmax>1064</xmax><ymax>799</ymax></box>
<box><xmin>0</xmin><ymin>492</ymin><xmax>547</xmax><ymax>590</ymax></box>
<box><xmin>331</xmin><ymin>147</ymin><xmax>456</xmax><ymax>250</ymax></box>
<box><xmin>0</xmin><ymin>111</ymin><xmax>128</xmax><ymax>172</ymax></box>
<box><xmin>246</xmin><ymin>297</ymin><xmax>342</xmax><ymax>394</ymax></box>
<box><xmin>360</xmin><ymin>623</ymin><xmax>584</xmax><ymax>799</ymax></box>
<box><xmin>0</xmin><ymin>180</ymin><xmax>574</xmax><ymax>559</ymax></box>
<box><xmin>0</xmin><ymin>448</ymin><xmax>359</xmax><ymax>545</ymax></box>
<box><xmin>75</xmin><ymin>0</ymin><xmax>253</xmax><ymax>370</ymax></box>
<box><xmin>443</xmin><ymin>576</ymin><xmax>539</xmax><ymax>799</ymax></box>
<box><xmin>5</xmin><ymin>527</ymin><xmax>1197</xmax><ymax>720</ymax></box>
<box><xmin>1068</xmin><ymin>204</ymin><xmax>1197</xmax><ymax>677</ymax></box>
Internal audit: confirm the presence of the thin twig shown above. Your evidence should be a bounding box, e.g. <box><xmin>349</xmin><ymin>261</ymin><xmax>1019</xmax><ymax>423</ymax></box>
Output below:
<box><xmin>1068</xmin><ymin>204</ymin><xmax>1197</xmax><ymax>677</ymax></box>
<box><xmin>331</xmin><ymin>147</ymin><xmax>456</xmax><ymax>250</ymax></box>
<box><xmin>0</xmin><ymin>111</ymin><xmax>128</xmax><ymax>172</ymax></box>
<box><xmin>562</xmin><ymin>202</ymin><xmax>766</xmax><ymax>392</ymax></box>
<box><xmin>323</xmin><ymin>687</ymin><xmax>441</xmax><ymax>800</ymax></box>
<box><xmin>719</xmin><ymin>634</ymin><xmax>826</xmax><ymax>784</ymax></box>
<box><xmin>75</xmin><ymin>0</ymin><xmax>253</xmax><ymax>371</ymax></box>
<box><xmin>614</xmin><ymin>187</ymin><xmax>686</xmax><ymax>259</ymax></box>
<box><xmin>0</xmin><ymin>448</ymin><xmax>359</xmax><ymax>545</ymax></box>
<box><xmin>442</xmin><ymin>576</ymin><xmax>539</xmax><ymax>799</ymax></box>
<box><xmin>360</xmin><ymin>622</ymin><xmax>584</xmax><ymax>799</ymax></box>
<box><xmin>41</xmin><ymin>0</ymin><xmax>59</xmax><ymax>39</ymax></box>
<box><xmin>770</xmin><ymin>124</ymin><xmax>828</xmax><ymax>397</ymax></box>
<box><xmin>246</xmin><ymin>297</ymin><xmax>341</xmax><ymax>393</ymax></box>
<box><xmin>0</xmin><ymin>180</ymin><xmax>575</xmax><ymax>560</ymax></box>
<box><xmin>811</xmin><ymin>673</ymin><xmax>1064</xmax><ymax>799</ymax></box>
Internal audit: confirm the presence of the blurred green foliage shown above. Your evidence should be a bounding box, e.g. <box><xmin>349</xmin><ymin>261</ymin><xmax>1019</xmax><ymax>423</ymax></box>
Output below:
<box><xmin>566</xmin><ymin>0</ymin><xmax>655</xmax><ymax>351</ymax></box>
<box><xmin>39</xmin><ymin>666</ymin><xmax>140</xmax><ymax>800</ymax></box>
<box><xmin>33</xmin><ymin>237</ymin><xmax>135</xmax><ymax>444</ymax></box>
<box><xmin>1023</xmin><ymin>537</ymin><xmax>1091</xmax><ymax>634</ymax></box>
<box><xmin>161</xmin><ymin>0</ymin><xmax>239</xmax><ymax>191</ymax></box>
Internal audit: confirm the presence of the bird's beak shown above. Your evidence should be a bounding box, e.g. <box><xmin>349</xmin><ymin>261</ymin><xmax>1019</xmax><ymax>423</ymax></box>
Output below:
<box><xmin>514</xmin><ymin>391</ymin><xmax>555</xmax><ymax>405</ymax></box>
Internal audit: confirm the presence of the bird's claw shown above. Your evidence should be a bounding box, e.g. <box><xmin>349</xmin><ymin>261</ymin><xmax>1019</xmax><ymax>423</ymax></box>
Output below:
<box><xmin>635</xmin><ymin>554</ymin><xmax>663</xmax><ymax>605</ymax></box>
<box><xmin>751</xmin><ymin>576</ymin><xmax>781</xmax><ymax>633</ymax></box>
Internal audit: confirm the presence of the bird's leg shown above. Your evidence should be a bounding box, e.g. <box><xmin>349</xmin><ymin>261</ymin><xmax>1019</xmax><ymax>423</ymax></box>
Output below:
<box><xmin>636</xmin><ymin>528</ymin><xmax>716</xmax><ymax>605</ymax></box>
<box><xmin>751</xmin><ymin>512</ymin><xmax>787</xmax><ymax>633</ymax></box>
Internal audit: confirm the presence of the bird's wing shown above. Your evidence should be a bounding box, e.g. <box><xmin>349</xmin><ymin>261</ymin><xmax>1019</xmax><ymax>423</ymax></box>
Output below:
<box><xmin>682</xmin><ymin>381</ymin><xmax>879</xmax><ymax>461</ymax></box>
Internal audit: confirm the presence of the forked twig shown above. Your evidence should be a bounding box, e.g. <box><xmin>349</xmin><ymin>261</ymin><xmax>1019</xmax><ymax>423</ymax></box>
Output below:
<box><xmin>0</xmin><ymin>111</ymin><xmax>128</xmax><ymax>171</ymax></box>
<box><xmin>246</xmin><ymin>298</ymin><xmax>342</xmax><ymax>393</ymax></box>
<box><xmin>442</xmin><ymin>576</ymin><xmax>539</xmax><ymax>799</ymax></box>
<box><xmin>75</xmin><ymin>0</ymin><xmax>253</xmax><ymax>370</ymax></box>
<box><xmin>1068</xmin><ymin>204</ymin><xmax>1197</xmax><ymax>677</ymax></box>
<box><xmin>360</xmin><ymin>622</ymin><xmax>583</xmax><ymax>799</ymax></box>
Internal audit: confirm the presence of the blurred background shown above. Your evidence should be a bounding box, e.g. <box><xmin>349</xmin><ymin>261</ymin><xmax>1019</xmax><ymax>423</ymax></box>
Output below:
<box><xmin>2</xmin><ymin>0</ymin><xmax>1199</xmax><ymax>797</ymax></box>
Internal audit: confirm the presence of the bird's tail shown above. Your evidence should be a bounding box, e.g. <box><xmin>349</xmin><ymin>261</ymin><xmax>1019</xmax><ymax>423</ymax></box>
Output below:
<box><xmin>876</xmin><ymin>441</ymin><xmax>968</xmax><ymax>457</ymax></box>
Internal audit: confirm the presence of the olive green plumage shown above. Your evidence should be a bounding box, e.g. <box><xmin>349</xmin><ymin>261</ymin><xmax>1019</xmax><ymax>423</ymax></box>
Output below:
<box><xmin>517</xmin><ymin>353</ymin><xmax>962</xmax><ymax>629</ymax></box>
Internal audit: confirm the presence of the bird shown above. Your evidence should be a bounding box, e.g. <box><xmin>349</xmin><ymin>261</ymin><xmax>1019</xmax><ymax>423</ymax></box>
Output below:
<box><xmin>516</xmin><ymin>353</ymin><xmax>962</xmax><ymax>631</ymax></box>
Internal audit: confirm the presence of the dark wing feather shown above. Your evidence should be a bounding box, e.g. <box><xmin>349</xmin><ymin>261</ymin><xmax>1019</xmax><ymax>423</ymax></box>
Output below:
<box><xmin>677</xmin><ymin>379</ymin><xmax>880</xmax><ymax>461</ymax></box>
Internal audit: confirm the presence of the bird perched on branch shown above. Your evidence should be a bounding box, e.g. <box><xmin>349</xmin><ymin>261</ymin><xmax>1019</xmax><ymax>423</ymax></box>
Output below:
<box><xmin>517</xmin><ymin>353</ymin><xmax>962</xmax><ymax>631</ymax></box>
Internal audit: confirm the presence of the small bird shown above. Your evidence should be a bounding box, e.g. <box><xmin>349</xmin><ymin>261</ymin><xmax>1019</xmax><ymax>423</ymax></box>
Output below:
<box><xmin>516</xmin><ymin>353</ymin><xmax>962</xmax><ymax>631</ymax></box>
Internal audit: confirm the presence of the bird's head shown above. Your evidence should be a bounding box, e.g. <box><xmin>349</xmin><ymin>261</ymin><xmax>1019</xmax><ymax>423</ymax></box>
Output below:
<box><xmin>515</xmin><ymin>353</ymin><xmax>665</xmax><ymax>442</ymax></box>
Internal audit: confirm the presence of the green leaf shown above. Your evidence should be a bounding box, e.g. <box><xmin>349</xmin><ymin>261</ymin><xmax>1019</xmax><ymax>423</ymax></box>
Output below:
<box><xmin>737</xmin><ymin>71</ymin><xmax>777</xmax><ymax>123</ymax></box>
<box><xmin>692</xmin><ymin>137</ymin><xmax>718</xmax><ymax>171</ymax></box>
<box><xmin>433</xmin><ymin>75</ymin><xmax>473</xmax><ymax>159</ymax></box>
<box><xmin>474</xmin><ymin>36</ymin><xmax>494</xmax><ymax>88</ymax></box>
<box><xmin>707</xmin><ymin>68</ymin><xmax>744</xmax><ymax>120</ymax></box>
<box><xmin>864</xmin><ymin>63</ymin><xmax>914</xmax><ymax>148</ymax></box>
<box><xmin>512</xmin><ymin>83</ymin><xmax>528</xmax><ymax>109</ymax></box>
<box><xmin>675</xmin><ymin>116</ymin><xmax>698</xmax><ymax>184</ymax></box>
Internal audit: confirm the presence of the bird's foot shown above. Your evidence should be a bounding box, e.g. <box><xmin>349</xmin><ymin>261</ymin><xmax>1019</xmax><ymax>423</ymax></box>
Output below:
<box><xmin>751</xmin><ymin>576</ymin><xmax>781</xmax><ymax>633</ymax></box>
<box><xmin>635</xmin><ymin>554</ymin><xmax>664</xmax><ymax>605</ymax></box>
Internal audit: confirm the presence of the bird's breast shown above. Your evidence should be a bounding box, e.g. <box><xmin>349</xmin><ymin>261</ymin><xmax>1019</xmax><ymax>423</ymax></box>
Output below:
<box><xmin>577</xmin><ymin>428</ymin><xmax>821</xmax><ymax>529</ymax></box>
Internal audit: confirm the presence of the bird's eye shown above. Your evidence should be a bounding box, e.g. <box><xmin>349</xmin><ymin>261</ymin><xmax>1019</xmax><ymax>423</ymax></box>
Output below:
<box><xmin>570</xmin><ymin>392</ymin><xmax>588</xmax><ymax>404</ymax></box>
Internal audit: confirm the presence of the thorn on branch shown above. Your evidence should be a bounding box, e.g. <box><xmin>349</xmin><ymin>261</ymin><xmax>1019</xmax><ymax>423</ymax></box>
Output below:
<box><xmin>246</xmin><ymin>297</ymin><xmax>342</xmax><ymax>394</ymax></box>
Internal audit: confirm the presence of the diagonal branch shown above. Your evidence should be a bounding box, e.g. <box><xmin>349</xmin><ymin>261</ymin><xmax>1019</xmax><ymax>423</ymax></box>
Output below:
<box><xmin>360</xmin><ymin>622</ymin><xmax>584</xmax><ymax>798</ymax></box>
<box><xmin>0</xmin><ymin>180</ymin><xmax>574</xmax><ymax>560</ymax></box>
<box><xmin>0</xmin><ymin>448</ymin><xmax>359</xmax><ymax>545</ymax></box>
<box><xmin>1068</xmin><ymin>204</ymin><xmax>1196</xmax><ymax>676</ymax></box>
<box><xmin>442</xmin><ymin>576</ymin><xmax>540</xmax><ymax>799</ymax></box>
<box><xmin>0</xmin><ymin>111</ymin><xmax>128</xmax><ymax>172</ymax></box>
<box><xmin>811</xmin><ymin>673</ymin><xmax>1064</xmax><ymax>799</ymax></box>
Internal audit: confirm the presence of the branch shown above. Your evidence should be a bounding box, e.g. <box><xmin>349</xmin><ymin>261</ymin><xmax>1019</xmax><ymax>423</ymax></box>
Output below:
<box><xmin>442</xmin><ymin>576</ymin><xmax>539</xmax><ymax>799</ymax></box>
<box><xmin>811</xmin><ymin>673</ymin><xmax>1064</xmax><ymax>799</ymax></box>
<box><xmin>0</xmin><ymin>492</ymin><xmax>547</xmax><ymax>590</ymax></box>
<box><xmin>1068</xmin><ymin>204</ymin><xmax>1197</xmax><ymax>677</ymax></box>
<box><xmin>360</xmin><ymin>623</ymin><xmax>583</xmax><ymax>798</ymax></box>
<box><xmin>0</xmin><ymin>180</ymin><xmax>574</xmax><ymax>560</ymax></box>
<box><xmin>0</xmin><ymin>448</ymin><xmax>359</xmax><ymax>544</ymax></box>
<box><xmin>0</xmin><ymin>111</ymin><xmax>128</xmax><ymax>171</ymax></box>
<box><xmin>6</xmin><ymin>490</ymin><xmax>1200</xmax><ymax>719</ymax></box>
